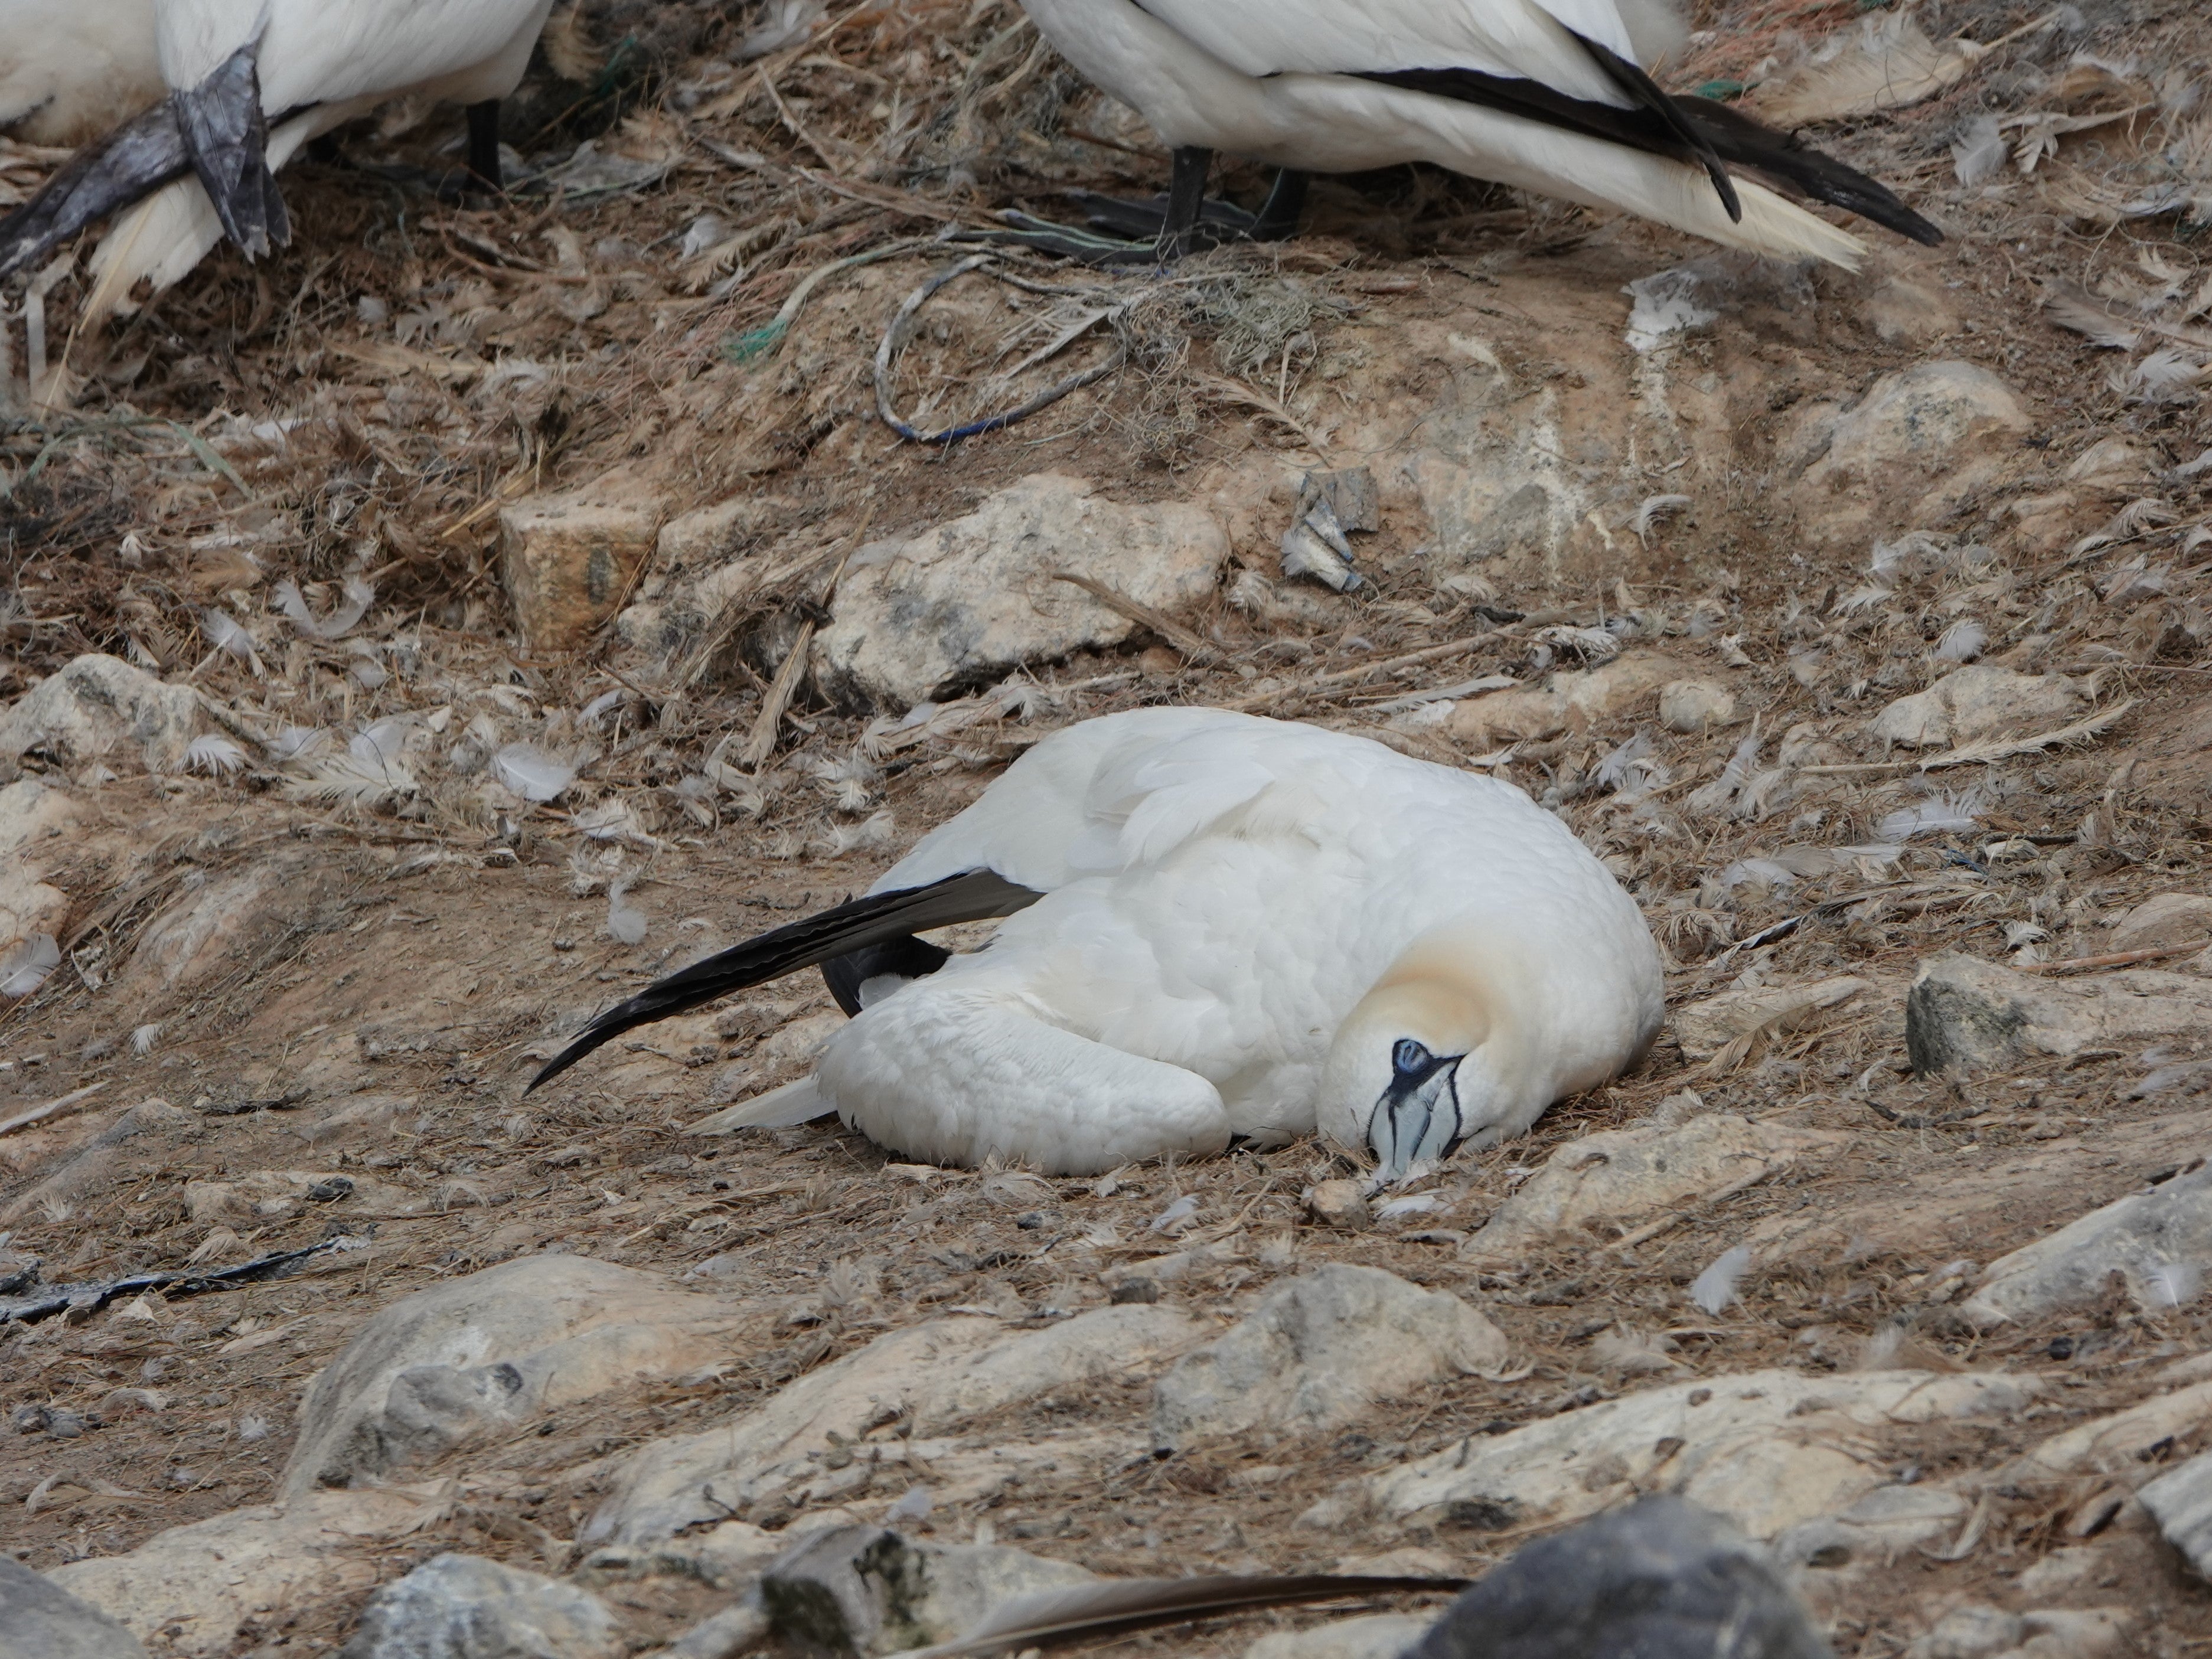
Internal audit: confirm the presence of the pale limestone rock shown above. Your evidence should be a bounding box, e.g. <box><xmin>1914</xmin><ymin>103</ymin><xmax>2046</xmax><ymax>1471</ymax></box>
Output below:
<box><xmin>1999</xmin><ymin>1378</ymin><xmax>2212</xmax><ymax>1485</ymax></box>
<box><xmin>1904</xmin><ymin>1605</ymin><xmax>2021</xmax><ymax>1659</ymax></box>
<box><xmin>2001</xmin><ymin>1609</ymin><xmax>2133</xmax><ymax>1659</ymax></box>
<box><xmin>1444</xmin><ymin>655</ymin><xmax>1686</xmax><ymax>746</ymax></box>
<box><xmin>814</xmin><ymin>474</ymin><xmax>1228</xmax><ymax>709</ymax></box>
<box><xmin>1673</xmin><ymin>977</ymin><xmax>1870</xmax><ymax>1063</ymax></box>
<box><xmin>48</xmin><ymin>1488</ymin><xmax>438</xmax><ymax>1657</ymax></box>
<box><xmin>0</xmin><ymin>779</ymin><xmax>77</xmax><ymax>955</ymax></box>
<box><xmin>759</xmin><ymin>1526</ymin><xmax>1094</xmax><ymax>1657</ymax></box>
<box><xmin>1306</xmin><ymin>1179</ymin><xmax>1371</xmax><ymax>1230</ymax></box>
<box><xmin>0</xmin><ymin>1557</ymin><xmax>146</xmax><ymax>1659</ymax></box>
<box><xmin>0</xmin><ymin>654</ymin><xmax>203</xmax><ymax>770</ymax></box>
<box><xmin>1870</xmin><ymin>666</ymin><xmax>2083</xmax><ymax>750</ymax></box>
<box><xmin>1365</xmin><ymin>1369</ymin><xmax>2035</xmax><ymax>1539</ymax></box>
<box><xmin>582</xmin><ymin>1306</ymin><xmax>1203</xmax><ymax>1548</ymax></box>
<box><xmin>1810</xmin><ymin>361</ymin><xmax>2032</xmax><ymax>479</ymax></box>
<box><xmin>2141</xmin><ymin>1451</ymin><xmax>2212</xmax><ymax>1580</ymax></box>
<box><xmin>2110</xmin><ymin>893</ymin><xmax>2212</xmax><ymax>955</ymax></box>
<box><xmin>500</xmin><ymin>471</ymin><xmax>667</xmax><ymax>653</ymax></box>
<box><xmin>615</xmin><ymin>497</ymin><xmax>797</xmax><ymax>658</ymax></box>
<box><xmin>1766</xmin><ymin>1481</ymin><xmax>1972</xmax><ymax>1578</ymax></box>
<box><xmin>1960</xmin><ymin>1160</ymin><xmax>2212</xmax><ymax>1328</ymax></box>
<box><xmin>282</xmin><ymin>1255</ymin><xmax>748</xmax><ymax>1498</ymax></box>
<box><xmin>1658</xmin><ymin>678</ymin><xmax>1739</xmax><ymax>733</ymax></box>
<box><xmin>1247</xmin><ymin>1615</ymin><xmax>1433</xmax><ymax>1659</ymax></box>
<box><xmin>655</xmin><ymin>1600</ymin><xmax>771</xmax><ymax>1659</ymax></box>
<box><xmin>125</xmin><ymin>864</ymin><xmax>285</xmax><ymax>989</ymax></box>
<box><xmin>1906</xmin><ymin>953</ymin><xmax>2212</xmax><ymax>1073</ymax></box>
<box><xmin>1460</xmin><ymin>1115</ymin><xmax>1842</xmax><ymax>1262</ymax></box>
<box><xmin>1153</xmin><ymin>1266</ymin><xmax>1509</xmax><ymax>1449</ymax></box>
<box><xmin>339</xmin><ymin>1553</ymin><xmax>621</xmax><ymax>1659</ymax></box>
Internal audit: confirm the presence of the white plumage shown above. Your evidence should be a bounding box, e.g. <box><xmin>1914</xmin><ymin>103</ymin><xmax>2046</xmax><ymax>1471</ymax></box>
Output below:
<box><xmin>1017</xmin><ymin>0</ymin><xmax>1939</xmax><ymax>266</ymax></box>
<box><xmin>538</xmin><ymin>709</ymin><xmax>1664</xmax><ymax>1180</ymax></box>
<box><xmin>0</xmin><ymin>0</ymin><xmax>160</xmax><ymax>145</ymax></box>
<box><xmin>70</xmin><ymin>0</ymin><xmax>556</xmax><ymax>323</ymax></box>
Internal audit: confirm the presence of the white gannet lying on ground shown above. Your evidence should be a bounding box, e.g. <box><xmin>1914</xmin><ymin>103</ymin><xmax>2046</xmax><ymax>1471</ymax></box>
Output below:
<box><xmin>1009</xmin><ymin>0</ymin><xmax>1939</xmax><ymax>264</ymax></box>
<box><xmin>530</xmin><ymin>708</ymin><xmax>1664</xmax><ymax>1179</ymax></box>
<box><xmin>0</xmin><ymin>0</ymin><xmax>557</xmax><ymax>325</ymax></box>
<box><xmin>0</xmin><ymin>0</ymin><xmax>161</xmax><ymax>146</ymax></box>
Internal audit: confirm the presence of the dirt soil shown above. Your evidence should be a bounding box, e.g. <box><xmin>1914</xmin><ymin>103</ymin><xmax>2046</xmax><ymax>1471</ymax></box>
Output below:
<box><xmin>4</xmin><ymin>0</ymin><xmax>2212</xmax><ymax>1654</ymax></box>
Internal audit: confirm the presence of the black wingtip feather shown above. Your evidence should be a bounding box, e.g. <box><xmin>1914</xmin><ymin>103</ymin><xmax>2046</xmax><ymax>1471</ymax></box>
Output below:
<box><xmin>525</xmin><ymin>869</ymin><xmax>1043</xmax><ymax>1093</ymax></box>
<box><xmin>1574</xmin><ymin>32</ymin><xmax>1743</xmax><ymax>222</ymax></box>
<box><xmin>0</xmin><ymin>101</ymin><xmax>192</xmax><ymax>282</ymax></box>
<box><xmin>1677</xmin><ymin>94</ymin><xmax>1945</xmax><ymax>246</ymax></box>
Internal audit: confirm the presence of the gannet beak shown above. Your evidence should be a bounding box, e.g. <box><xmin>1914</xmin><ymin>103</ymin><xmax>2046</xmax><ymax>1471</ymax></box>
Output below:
<box><xmin>1367</xmin><ymin>1051</ymin><xmax>1464</xmax><ymax>1183</ymax></box>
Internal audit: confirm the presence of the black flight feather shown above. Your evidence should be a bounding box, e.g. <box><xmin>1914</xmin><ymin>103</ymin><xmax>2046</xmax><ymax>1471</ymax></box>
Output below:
<box><xmin>1570</xmin><ymin>30</ymin><xmax>1741</xmax><ymax>222</ymax></box>
<box><xmin>172</xmin><ymin>45</ymin><xmax>288</xmax><ymax>259</ymax></box>
<box><xmin>526</xmin><ymin>868</ymin><xmax>1042</xmax><ymax>1092</ymax></box>
<box><xmin>1354</xmin><ymin>67</ymin><xmax>1940</xmax><ymax>246</ymax></box>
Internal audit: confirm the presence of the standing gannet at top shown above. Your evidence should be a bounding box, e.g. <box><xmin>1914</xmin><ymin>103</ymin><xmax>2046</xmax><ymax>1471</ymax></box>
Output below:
<box><xmin>0</xmin><ymin>0</ymin><xmax>557</xmax><ymax>326</ymax></box>
<box><xmin>528</xmin><ymin>708</ymin><xmax>1664</xmax><ymax>1180</ymax></box>
<box><xmin>1006</xmin><ymin>0</ymin><xmax>1939</xmax><ymax>265</ymax></box>
<box><xmin>0</xmin><ymin>0</ymin><xmax>161</xmax><ymax>146</ymax></box>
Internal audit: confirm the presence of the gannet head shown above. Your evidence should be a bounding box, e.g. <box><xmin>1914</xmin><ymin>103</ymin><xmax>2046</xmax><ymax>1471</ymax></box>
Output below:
<box><xmin>1317</xmin><ymin>929</ymin><xmax>1526</xmax><ymax>1184</ymax></box>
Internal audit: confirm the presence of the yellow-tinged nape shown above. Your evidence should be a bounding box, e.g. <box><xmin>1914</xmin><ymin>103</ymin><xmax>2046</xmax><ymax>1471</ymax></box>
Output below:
<box><xmin>1316</xmin><ymin>922</ymin><xmax>1538</xmax><ymax>1179</ymax></box>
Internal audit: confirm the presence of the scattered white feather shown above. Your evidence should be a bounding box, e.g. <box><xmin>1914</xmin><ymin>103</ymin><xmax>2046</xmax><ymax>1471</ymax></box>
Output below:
<box><xmin>131</xmin><ymin>1023</ymin><xmax>161</xmax><ymax>1055</ymax></box>
<box><xmin>1593</xmin><ymin>730</ymin><xmax>1668</xmax><ymax>798</ymax></box>
<box><xmin>1934</xmin><ymin>621</ymin><xmax>1988</xmax><ymax>662</ymax></box>
<box><xmin>1632</xmin><ymin>494</ymin><xmax>1692</xmax><ymax>543</ymax></box>
<box><xmin>1376</xmin><ymin>1193</ymin><xmax>1444</xmax><ymax>1220</ymax></box>
<box><xmin>271</xmin><ymin>576</ymin><xmax>375</xmax><ymax>640</ymax></box>
<box><xmin>1688</xmin><ymin>729</ymin><xmax>1761</xmax><ymax>819</ymax></box>
<box><xmin>0</xmin><ymin>933</ymin><xmax>62</xmax><ymax>998</ymax></box>
<box><xmin>285</xmin><ymin>752</ymin><xmax>419</xmax><ymax>805</ymax></box>
<box><xmin>1855</xmin><ymin>1324</ymin><xmax>1906</xmax><ymax>1370</ymax></box>
<box><xmin>1148</xmin><ymin>1194</ymin><xmax>1199</xmax><ymax>1234</ymax></box>
<box><xmin>885</xmin><ymin>1484</ymin><xmax>934</xmax><ymax>1523</ymax></box>
<box><xmin>348</xmin><ymin>658</ymin><xmax>389</xmax><ymax>691</ymax></box>
<box><xmin>351</xmin><ymin>718</ymin><xmax>414</xmax><ymax>764</ymax></box>
<box><xmin>2148</xmin><ymin>1260</ymin><xmax>2204</xmax><ymax>1309</ymax></box>
<box><xmin>492</xmin><ymin>743</ymin><xmax>576</xmax><ymax>803</ymax></box>
<box><xmin>2123</xmin><ymin>348</ymin><xmax>2206</xmax><ymax>401</ymax></box>
<box><xmin>823</xmin><ymin>809</ymin><xmax>897</xmax><ymax>857</ymax></box>
<box><xmin>1689</xmin><ymin>1243</ymin><xmax>1753</xmax><ymax>1315</ymax></box>
<box><xmin>606</xmin><ymin>880</ymin><xmax>649</xmax><ymax>945</ymax></box>
<box><xmin>736</xmin><ymin>0</ymin><xmax>823</xmax><ymax>59</ymax></box>
<box><xmin>184</xmin><ymin>734</ymin><xmax>248</xmax><ymax>776</ymax></box>
<box><xmin>1877</xmin><ymin>789</ymin><xmax>1983</xmax><ymax>841</ymax></box>
<box><xmin>579</xmin><ymin>690</ymin><xmax>627</xmax><ymax>727</ymax></box>
<box><xmin>1623</xmin><ymin>268</ymin><xmax>1717</xmax><ymax>353</ymax></box>
<box><xmin>267</xmin><ymin>726</ymin><xmax>332</xmax><ymax>762</ymax></box>
<box><xmin>1952</xmin><ymin>114</ymin><xmax>2008</xmax><ymax>184</ymax></box>
<box><xmin>1532</xmin><ymin>624</ymin><xmax>1622</xmax><ymax>665</ymax></box>
<box><xmin>236</xmin><ymin>1415</ymin><xmax>270</xmax><ymax>1443</ymax></box>
<box><xmin>200</xmin><ymin>609</ymin><xmax>261</xmax><ymax>668</ymax></box>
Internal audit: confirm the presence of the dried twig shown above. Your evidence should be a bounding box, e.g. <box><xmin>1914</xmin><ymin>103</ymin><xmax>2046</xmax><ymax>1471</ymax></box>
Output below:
<box><xmin>1050</xmin><ymin>572</ymin><xmax>1218</xmax><ymax>663</ymax></box>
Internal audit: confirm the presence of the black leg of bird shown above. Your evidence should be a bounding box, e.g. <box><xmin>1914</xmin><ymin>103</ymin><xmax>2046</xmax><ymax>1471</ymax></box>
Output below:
<box><xmin>1157</xmin><ymin>145</ymin><xmax>1214</xmax><ymax>260</ymax></box>
<box><xmin>1251</xmin><ymin>168</ymin><xmax>1309</xmax><ymax>241</ymax></box>
<box><xmin>465</xmin><ymin>100</ymin><xmax>503</xmax><ymax>192</ymax></box>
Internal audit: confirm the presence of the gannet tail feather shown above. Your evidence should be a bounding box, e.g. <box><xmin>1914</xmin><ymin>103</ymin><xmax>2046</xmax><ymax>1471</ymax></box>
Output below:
<box><xmin>526</xmin><ymin>868</ymin><xmax>1043</xmax><ymax>1092</ymax></box>
<box><xmin>172</xmin><ymin>45</ymin><xmax>287</xmax><ymax>258</ymax></box>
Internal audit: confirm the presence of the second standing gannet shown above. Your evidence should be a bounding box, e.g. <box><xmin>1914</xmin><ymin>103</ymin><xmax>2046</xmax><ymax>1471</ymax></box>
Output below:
<box><xmin>1009</xmin><ymin>0</ymin><xmax>1940</xmax><ymax>264</ymax></box>
<box><xmin>530</xmin><ymin>708</ymin><xmax>1664</xmax><ymax>1180</ymax></box>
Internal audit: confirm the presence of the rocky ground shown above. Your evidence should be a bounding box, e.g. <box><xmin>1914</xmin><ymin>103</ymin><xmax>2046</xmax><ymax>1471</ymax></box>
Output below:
<box><xmin>5</xmin><ymin>0</ymin><xmax>2212</xmax><ymax>1655</ymax></box>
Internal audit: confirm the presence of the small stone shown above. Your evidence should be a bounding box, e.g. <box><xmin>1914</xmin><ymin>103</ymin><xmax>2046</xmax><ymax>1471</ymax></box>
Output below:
<box><xmin>0</xmin><ymin>1555</ymin><xmax>147</xmax><ymax>1659</ymax></box>
<box><xmin>1109</xmin><ymin>1277</ymin><xmax>1160</xmax><ymax>1304</ymax></box>
<box><xmin>1446</xmin><ymin>655</ymin><xmax>1687</xmax><ymax>747</ymax></box>
<box><xmin>1306</xmin><ymin>1180</ymin><xmax>1371</xmax><ymax>1230</ymax></box>
<box><xmin>46</xmin><ymin>1408</ymin><xmax>86</xmax><ymax>1438</ymax></box>
<box><xmin>339</xmin><ymin>1553</ymin><xmax>621</xmax><ymax>1659</ymax></box>
<box><xmin>1963</xmin><ymin>1161</ymin><xmax>2212</xmax><ymax>1328</ymax></box>
<box><xmin>1815</xmin><ymin>361</ymin><xmax>2032</xmax><ymax>477</ymax></box>
<box><xmin>1657</xmin><ymin>679</ymin><xmax>1738</xmax><ymax>734</ymax></box>
<box><xmin>759</xmin><ymin>1526</ymin><xmax>1094</xmax><ymax>1657</ymax></box>
<box><xmin>1296</xmin><ymin>468</ymin><xmax>1381</xmax><ymax>535</ymax></box>
<box><xmin>1672</xmin><ymin>978</ymin><xmax>1868</xmax><ymax>1063</ymax></box>
<box><xmin>499</xmin><ymin>471</ymin><xmax>666</xmax><ymax>654</ymax></box>
<box><xmin>1153</xmin><ymin>1265</ymin><xmax>1509</xmax><ymax>1450</ymax></box>
<box><xmin>1903</xmin><ymin>1604</ymin><xmax>2020</xmax><ymax>1659</ymax></box>
<box><xmin>0</xmin><ymin>655</ymin><xmax>203</xmax><ymax>771</ymax></box>
<box><xmin>1402</xmin><ymin>1495</ymin><xmax>1827</xmax><ymax>1659</ymax></box>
